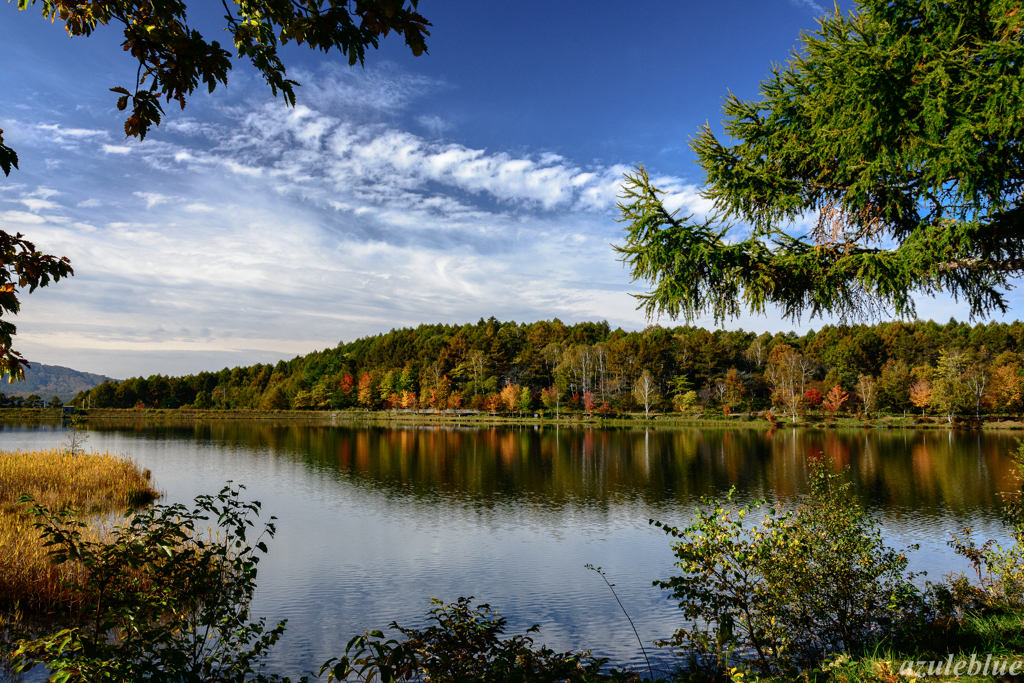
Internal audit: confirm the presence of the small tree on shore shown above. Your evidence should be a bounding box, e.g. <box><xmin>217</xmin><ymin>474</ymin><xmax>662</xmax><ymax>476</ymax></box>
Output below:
<box><xmin>447</xmin><ymin>391</ymin><xmax>463</xmax><ymax>411</ymax></box>
<box><xmin>804</xmin><ymin>389</ymin><xmax>823</xmax><ymax>412</ymax></box>
<box><xmin>822</xmin><ymin>385</ymin><xmax>848</xmax><ymax>421</ymax></box>
<box><xmin>991</xmin><ymin>364</ymin><xmax>1023</xmax><ymax>415</ymax></box>
<box><xmin>855</xmin><ymin>375</ymin><xmax>877</xmax><ymax>419</ymax></box>
<box><xmin>540</xmin><ymin>386</ymin><xmax>561</xmax><ymax>419</ymax></box>
<box><xmin>632</xmin><ymin>370</ymin><xmax>660</xmax><ymax>419</ymax></box>
<box><xmin>910</xmin><ymin>380</ymin><xmax>932</xmax><ymax>417</ymax></box>
<box><xmin>499</xmin><ymin>384</ymin><xmax>520</xmax><ymax>415</ymax></box>
<box><xmin>674</xmin><ymin>390</ymin><xmax>698</xmax><ymax>414</ymax></box>
<box><xmin>427</xmin><ymin>376</ymin><xmax>452</xmax><ymax>412</ymax></box>
<box><xmin>964</xmin><ymin>362</ymin><xmax>990</xmax><ymax>420</ymax></box>
<box><xmin>932</xmin><ymin>350</ymin><xmax>971</xmax><ymax>423</ymax></box>
<box><xmin>765</xmin><ymin>345</ymin><xmax>811</xmax><ymax>424</ymax></box>
<box><xmin>358</xmin><ymin>373</ymin><xmax>377</xmax><ymax>409</ymax></box>
<box><xmin>722</xmin><ymin>368</ymin><xmax>745</xmax><ymax>412</ymax></box>
<box><xmin>517</xmin><ymin>387</ymin><xmax>532</xmax><ymax>415</ymax></box>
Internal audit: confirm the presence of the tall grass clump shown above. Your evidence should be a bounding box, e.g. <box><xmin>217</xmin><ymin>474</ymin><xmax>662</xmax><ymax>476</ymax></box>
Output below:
<box><xmin>0</xmin><ymin>449</ymin><xmax>159</xmax><ymax>610</ymax></box>
<box><xmin>11</xmin><ymin>485</ymin><xmax>290</xmax><ymax>683</ymax></box>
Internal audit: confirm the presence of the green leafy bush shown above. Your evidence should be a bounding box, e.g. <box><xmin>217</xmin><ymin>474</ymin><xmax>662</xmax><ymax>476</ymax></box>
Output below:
<box><xmin>651</xmin><ymin>459</ymin><xmax>924</xmax><ymax>677</ymax></box>
<box><xmin>11</xmin><ymin>484</ymin><xmax>297</xmax><ymax>683</ymax></box>
<box><xmin>320</xmin><ymin>597</ymin><xmax>639</xmax><ymax>683</ymax></box>
<box><xmin>943</xmin><ymin>440</ymin><xmax>1024</xmax><ymax>615</ymax></box>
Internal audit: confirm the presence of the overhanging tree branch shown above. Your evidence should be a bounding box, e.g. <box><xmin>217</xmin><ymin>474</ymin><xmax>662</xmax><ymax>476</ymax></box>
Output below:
<box><xmin>618</xmin><ymin>0</ymin><xmax>1024</xmax><ymax>324</ymax></box>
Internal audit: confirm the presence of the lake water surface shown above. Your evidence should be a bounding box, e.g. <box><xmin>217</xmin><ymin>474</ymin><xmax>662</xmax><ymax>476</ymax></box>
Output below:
<box><xmin>2</xmin><ymin>421</ymin><xmax>1020</xmax><ymax>678</ymax></box>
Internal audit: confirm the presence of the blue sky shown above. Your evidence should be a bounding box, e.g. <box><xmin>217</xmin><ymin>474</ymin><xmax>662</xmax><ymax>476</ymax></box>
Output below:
<box><xmin>0</xmin><ymin>0</ymin><xmax>991</xmax><ymax>379</ymax></box>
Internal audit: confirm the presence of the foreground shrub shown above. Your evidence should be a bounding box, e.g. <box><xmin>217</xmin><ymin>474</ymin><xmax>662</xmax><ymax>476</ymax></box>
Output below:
<box><xmin>651</xmin><ymin>459</ymin><xmax>923</xmax><ymax>677</ymax></box>
<box><xmin>0</xmin><ymin>449</ymin><xmax>159</xmax><ymax>610</ymax></box>
<box><xmin>11</xmin><ymin>484</ymin><xmax>294</xmax><ymax>683</ymax></box>
<box><xmin>940</xmin><ymin>439</ymin><xmax>1024</xmax><ymax>616</ymax></box>
<box><xmin>320</xmin><ymin>597</ymin><xmax>639</xmax><ymax>682</ymax></box>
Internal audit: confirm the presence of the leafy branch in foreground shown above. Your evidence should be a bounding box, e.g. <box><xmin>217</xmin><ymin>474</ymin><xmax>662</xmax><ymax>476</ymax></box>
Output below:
<box><xmin>14</xmin><ymin>0</ymin><xmax>431</xmax><ymax>141</ymax></box>
<box><xmin>11</xmin><ymin>483</ymin><xmax>296</xmax><ymax>683</ymax></box>
<box><xmin>0</xmin><ymin>128</ymin><xmax>72</xmax><ymax>381</ymax></box>
<box><xmin>320</xmin><ymin>597</ymin><xmax>638</xmax><ymax>683</ymax></box>
<box><xmin>0</xmin><ymin>129</ymin><xmax>17</xmax><ymax>177</ymax></box>
<box><xmin>0</xmin><ymin>231</ymin><xmax>73</xmax><ymax>381</ymax></box>
<box><xmin>942</xmin><ymin>438</ymin><xmax>1024</xmax><ymax>614</ymax></box>
<box><xmin>618</xmin><ymin>0</ymin><xmax>1024</xmax><ymax>324</ymax></box>
<box><xmin>651</xmin><ymin>458</ymin><xmax>925</xmax><ymax>677</ymax></box>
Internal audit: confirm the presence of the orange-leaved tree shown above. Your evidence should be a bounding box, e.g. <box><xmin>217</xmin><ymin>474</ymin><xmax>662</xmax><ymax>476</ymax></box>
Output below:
<box><xmin>499</xmin><ymin>384</ymin><xmax>521</xmax><ymax>414</ymax></box>
<box><xmin>910</xmin><ymin>380</ymin><xmax>932</xmax><ymax>418</ymax></box>
<box><xmin>822</xmin><ymin>385</ymin><xmax>848</xmax><ymax>420</ymax></box>
<box><xmin>990</xmin><ymin>364</ymin><xmax>1023</xmax><ymax>414</ymax></box>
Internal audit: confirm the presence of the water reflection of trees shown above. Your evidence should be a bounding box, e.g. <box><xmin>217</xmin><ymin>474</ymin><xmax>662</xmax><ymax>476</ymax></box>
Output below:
<box><xmin>86</xmin><ymin>422</ymin><xmax>1018</xmax><ymax>519</ymax></box>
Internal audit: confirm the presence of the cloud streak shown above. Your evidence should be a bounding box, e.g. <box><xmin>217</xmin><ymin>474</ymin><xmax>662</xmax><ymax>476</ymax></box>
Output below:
<box><xmin>790</xmin><ymin>0</ymin><xmax>827</xmax><ymax>15</ymax></box>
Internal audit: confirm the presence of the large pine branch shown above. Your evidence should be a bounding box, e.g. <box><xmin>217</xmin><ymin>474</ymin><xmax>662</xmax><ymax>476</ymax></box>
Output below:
<box><xmin>619</xmin><ymin>0</ymin><xmax>1024</xmax><ymax>323</ymax></box>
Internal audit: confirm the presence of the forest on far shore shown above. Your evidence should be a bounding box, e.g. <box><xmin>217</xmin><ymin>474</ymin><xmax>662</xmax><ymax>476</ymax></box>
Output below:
<box><xmin>51</xmin><ymin>317</ymin><xmax>1024</xmax><ymax>421</ymax></box>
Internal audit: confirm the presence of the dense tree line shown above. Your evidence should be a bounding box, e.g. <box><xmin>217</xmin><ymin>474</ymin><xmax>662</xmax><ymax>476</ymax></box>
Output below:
<box><xmin>0</xmin><ymin>393</ymin><xmax>58</xmax><ymax>409</ymax></box>
<box><xmin>70</xmin><ymin>317</ymin><xmax>1024</xmax><ymax>419</ymax></box>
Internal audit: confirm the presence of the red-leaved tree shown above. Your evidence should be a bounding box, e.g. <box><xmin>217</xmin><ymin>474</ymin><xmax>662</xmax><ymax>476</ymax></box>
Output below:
<box><xmin>804</xmin><ymin>389</ymin><xmax>823</xmax><ymax>410</ymax></box>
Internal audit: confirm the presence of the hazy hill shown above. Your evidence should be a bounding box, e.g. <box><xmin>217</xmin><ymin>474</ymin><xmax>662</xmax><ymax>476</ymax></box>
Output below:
<box><xmin>2</xmin><ymin>362</ymin><xmax>115</xmax><ymax>403</ymax></box>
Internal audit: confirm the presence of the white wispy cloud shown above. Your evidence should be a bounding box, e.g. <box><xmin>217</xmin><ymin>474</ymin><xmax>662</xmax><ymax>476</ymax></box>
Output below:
<box><xmin>0</xmin><ymin>210</ymin><xmax>47</xmax><ymax>225</ymax></box>
<box><xmin>790</xmin><ymin>0</ymin><xmax>826</xmax><ymax>14</ymax></box>
<box><xmin>145</xmin><ymin>103</ymin><xmax>656</xmax><ymax>218</ymax></box>
<box><xmin>19</xmin><ymin>198</ymin><xmax>60</xmax><ymax>212</ymax></box>
<box><xmin>416</xmin><ymin>114</ymin><xmax>452</xmax><ymax>137</ymax></box>
<box><xmin>134</xmin><ymin>192</ymin><xmax>174</xmax><ymax>209</ymax></box>
<box><xmin>36</xmin><ymin>124</ymin><xmax>106</xmax><ymax>139</ymax></box>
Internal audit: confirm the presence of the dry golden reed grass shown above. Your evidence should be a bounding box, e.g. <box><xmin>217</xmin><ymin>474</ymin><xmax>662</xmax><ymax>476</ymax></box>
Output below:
<box><xmin>0</xmin><ymin>449</ymin><xmax>160</xmax><ymax>611</ymax></box>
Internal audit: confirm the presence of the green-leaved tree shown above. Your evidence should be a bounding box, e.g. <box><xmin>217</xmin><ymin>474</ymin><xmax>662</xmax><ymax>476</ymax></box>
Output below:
<box><xmin>617</xmin><ymin>0</ymin><xmax>1024</xmax><ymax>325</ymax></box>
<box><xmin>932</xmin><ymin>349</ymin><xmax>971</xmax><ymax>422</ymax></box>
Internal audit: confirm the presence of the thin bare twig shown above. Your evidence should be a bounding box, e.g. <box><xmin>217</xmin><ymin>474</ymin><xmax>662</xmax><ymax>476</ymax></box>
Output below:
<box><xmin>585</xmin><ymin>564</ymin><xmax>653</xmax><ymax>679</ymax></box>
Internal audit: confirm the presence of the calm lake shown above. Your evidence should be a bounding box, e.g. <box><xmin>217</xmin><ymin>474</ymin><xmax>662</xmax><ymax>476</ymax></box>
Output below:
<box><xmin>2</xmin><ymin>421</ymin><xmax>1020</xmax><ymax>678</ymax></box>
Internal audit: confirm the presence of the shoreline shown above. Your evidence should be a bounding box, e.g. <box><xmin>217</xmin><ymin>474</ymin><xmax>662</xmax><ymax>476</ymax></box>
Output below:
<box><xmin>4</xmin><ymin>407</ymin><xmax>1024</xmax><ymax>431</ymax></box>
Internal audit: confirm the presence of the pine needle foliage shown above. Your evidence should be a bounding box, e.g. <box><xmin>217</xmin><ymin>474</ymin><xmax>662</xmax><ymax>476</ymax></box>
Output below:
<box><xmin>618</xmin><ymin>0</ymin><xmax>1024</xmax><ymax>324</ymax></box>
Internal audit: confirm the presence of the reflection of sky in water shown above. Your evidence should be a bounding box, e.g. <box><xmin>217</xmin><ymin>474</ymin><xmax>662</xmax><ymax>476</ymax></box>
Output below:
<box><xmin>2</xmin><ymin>423</ymin><xmax>1018</xmax><ymax>679</ymax></box>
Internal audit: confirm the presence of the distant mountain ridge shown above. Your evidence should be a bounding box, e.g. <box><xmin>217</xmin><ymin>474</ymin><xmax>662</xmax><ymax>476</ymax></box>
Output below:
<box><xmin>2</xmin><ymin>362</ymin><xmax>115</xmax><ymax>402</ymax></box>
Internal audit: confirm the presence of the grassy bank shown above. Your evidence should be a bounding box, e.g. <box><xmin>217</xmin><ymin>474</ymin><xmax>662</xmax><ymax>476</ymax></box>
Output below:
<box><xmin>731</xmin><ymin>608</ymin><xmax>1024</xmax><ymax>682</ymax></box>
<box><xmin>0</xmin><ymin>449</ymin><xmax>159</xmax><ymax>611</ymax></box>
<box><xmin>6</xmin><ymin>406</ymin><xmax>1024</xmax><ymax>431</ymax></box>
